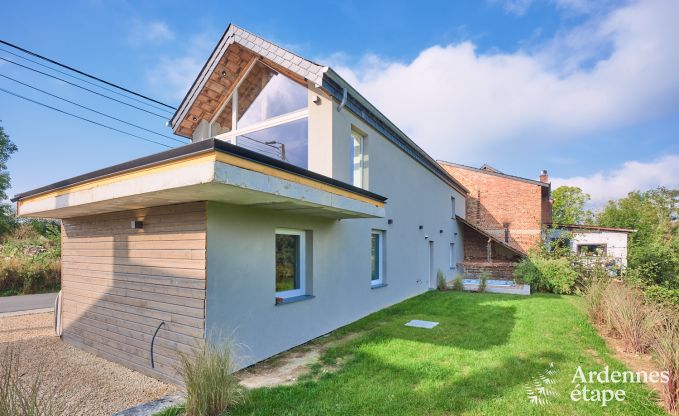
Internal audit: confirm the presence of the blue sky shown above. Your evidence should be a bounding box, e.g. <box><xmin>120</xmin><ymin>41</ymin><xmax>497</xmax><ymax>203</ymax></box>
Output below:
<box><xmin>1</xmin><ymin>0</ymin><xmax>677</xmax><ymax>207</ymax></box>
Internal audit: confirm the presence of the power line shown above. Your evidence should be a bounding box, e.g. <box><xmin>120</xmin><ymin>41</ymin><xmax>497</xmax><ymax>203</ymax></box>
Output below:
<box><xmin>0</xmin><ymin>39</ymin><xmax>176</xmax><ymax>110</ymax></box>
<box><xmin>0</xmin><ymin>86</ymin><xmax>172</xmax><ymax>148</ymax></box>
<box><xmin>0</xmin><ymin>72</ymin><xmax>186</xmax><ymax>145</ymax></box>
<box><xmin>0</xmin><ymin>56</ymin><xmax>169</xmax><ymax>119</ymax></box>
<box><xmin>0</xmin><ymin>47</ymin><xmax>174</xmax><ymax>114</ymax></box>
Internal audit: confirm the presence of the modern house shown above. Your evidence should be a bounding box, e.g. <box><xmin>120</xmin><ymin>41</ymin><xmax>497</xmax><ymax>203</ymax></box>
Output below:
<box><xmin>12</xmin><ymin>25</ymin><xmax>469</xmax><ymax>383</ymax></box>
<box><xmin>437</xmin><ymin>162</ymin><xmax>552</xmax><ymax>278</ymax></box>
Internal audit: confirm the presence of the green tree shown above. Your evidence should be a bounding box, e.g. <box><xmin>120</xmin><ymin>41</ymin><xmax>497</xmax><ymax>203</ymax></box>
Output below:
<box><xmin>552</xmin><ymin>186</ymin><xmax>592</xmax><ymax>225</ymax></box>
<box><xmin>598</xmin><ymin>187</ymin><xmax>678</xmax><ymax>289</ymax></box>
<box><xmin>0</xmin><ymin>122</ymin><xmax>18</xmax><ymax>235</ymax></box>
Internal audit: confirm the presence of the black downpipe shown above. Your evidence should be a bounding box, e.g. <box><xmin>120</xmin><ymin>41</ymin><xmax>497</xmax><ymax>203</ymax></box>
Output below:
<box><xmin>150</xmin><ymin>321</ymin><xmax>165</xmax><ymax>369</ymax></box>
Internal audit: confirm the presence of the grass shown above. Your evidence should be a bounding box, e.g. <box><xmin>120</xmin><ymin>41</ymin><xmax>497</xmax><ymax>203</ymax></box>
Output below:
<box><xmin>160</xmin><ymin>291</ymin><xmax>668</xmax><ymax>415</ymax></box>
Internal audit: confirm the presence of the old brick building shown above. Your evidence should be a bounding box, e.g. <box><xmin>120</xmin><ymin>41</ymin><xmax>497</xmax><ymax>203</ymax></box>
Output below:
<box><xmin>439</xmin><ymin>162</ymin><xmax>552</xmax><ymax>278</ymax></box>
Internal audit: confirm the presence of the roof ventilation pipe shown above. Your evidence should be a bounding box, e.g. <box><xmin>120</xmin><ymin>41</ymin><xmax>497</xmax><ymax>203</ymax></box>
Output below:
<box><xmin>337</xmin><ymin>87</ymin><xmax>348</xmax><ymax>112</ymax></box>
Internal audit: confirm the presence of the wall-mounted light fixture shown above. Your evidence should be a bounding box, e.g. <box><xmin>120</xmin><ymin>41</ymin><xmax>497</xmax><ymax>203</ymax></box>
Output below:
<box><xmin>387</xmin><ymin>219</ymin><xmax>393</xmax><ymax>225</ymax></box>
<box><xmin>439</xmin><ymin>229</ymin><xmax>443</xmax><ymax>233</ymax></box>
<box><xmin>312</xmin><ymin>95</ymin><xmax>322</xmax><ymax>105</ymax></box>
<box><xmin>425</xmin><ymin>235</ymin><xmax>430</xmax><ymax>239</ymax></box>
<box><xmin>131</xmin><ymin>221</ymin><xmax>144</xmax><ymax>229</ymax></box>
<box><xmin>419</xmin><ymin>225</ymin><xmax>423</xmax><ymax>230</ymax></box>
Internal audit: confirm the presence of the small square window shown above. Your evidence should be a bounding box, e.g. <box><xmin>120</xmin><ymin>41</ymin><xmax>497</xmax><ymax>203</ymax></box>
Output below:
<box><xmin>275</xmin><ymin>229</ymin><xmax>306</xmax><ymax>298</ymax></box>
<box><xmin>371</xmin><ymin>230</ymin><xmax>385</xmax><ymax>286</ymax></box>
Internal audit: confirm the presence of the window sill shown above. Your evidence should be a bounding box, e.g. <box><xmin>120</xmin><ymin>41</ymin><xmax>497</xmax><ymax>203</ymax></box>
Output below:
<box><xmin>370</xmin><ymin>283</ymin><xmax>388</xmax><ymax>290</ymax></box>
<box><xmin>275</xmin><ymin>295</ymin><xmax>314</xmax><ymax>306</ymax></box>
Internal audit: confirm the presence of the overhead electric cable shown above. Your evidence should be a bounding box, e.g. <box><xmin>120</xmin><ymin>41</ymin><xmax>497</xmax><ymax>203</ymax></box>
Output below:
<box><xmin>0</xmin><ymin>86</ymin><xmax>172</xmax><ymax>148</ymax></box>
<box><xmin>0</xmin><ymin>39</ymin><xmax>176</xmax><ymax>110</ymax></box>
<box><xmin>0</xmin><ymin>47</ymin><xmax>174</xmax><ymax>114</ymax></box>
<box><xmin>0</xmin><ymin>73</ymin><xmax>186</xmax><ymax>145</ymax></box>
<box><xmin>0</xmin><ymin>56</ymin><xmax>169</xmax><ymax>119</ymax></box>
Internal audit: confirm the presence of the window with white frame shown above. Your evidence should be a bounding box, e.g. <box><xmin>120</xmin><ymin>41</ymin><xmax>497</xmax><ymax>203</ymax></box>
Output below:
<box><xmin>210</xmin><ymin>60</ymin><xmax>309</xmax><ymax>168</ymax></box>
<box><xmin>275</xmin><ymin>229</ymin><xmax>306</xmax><ymax>298</ymax></box>
<box><xmin>449</xmin><ymin>242</ymin><xmax>455</xmax><ymax>270</ymax></box>
<box><xmin>451</xmin><ymin>196</ymin><xmax>456</xmax><ymax>217</ymax></box>
<box><xmin>371</xmin><ymin>230</ymin><xmax>384</xmax><ymax>286</ymax></box>
<box><xmin>351</xmin><ymin>130</ymin><xmax>365</xmax><ymax>188</ymax></box>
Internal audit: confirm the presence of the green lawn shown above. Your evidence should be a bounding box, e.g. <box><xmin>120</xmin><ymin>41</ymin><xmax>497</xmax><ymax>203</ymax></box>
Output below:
<box><xmin>167</xmin><ymin>291</ymin><xmax>669</xmax><ymax>415</ymax></box>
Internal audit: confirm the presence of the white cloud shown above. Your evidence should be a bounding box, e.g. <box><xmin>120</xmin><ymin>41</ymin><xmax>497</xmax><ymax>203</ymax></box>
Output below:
<box><xmin>146</xmin><ymin>34</ymin><xmax>215</xmax><ymax>101</ymax></box>
<box><xmin>552</xmin><ymin>155</ymin><xmax>679</xmax><ymax>207</ymax></box>
<box><xmin>127</xmin><ymin>19</ymin><xmax>175</xmax><ymax>45</ymax></box>
<box><xmin>328</xmin><ymin>0</ymin><xmax>679</xmax><ymax>162</ymax></box>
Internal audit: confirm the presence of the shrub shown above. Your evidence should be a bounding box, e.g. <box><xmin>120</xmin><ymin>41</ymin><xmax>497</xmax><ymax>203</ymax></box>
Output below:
<box><xmin>436</xmin><ymin>270</ymin><xmax>446</xmax><ymax>291</ymax></box>
<box><xmin>603</xmin><ymin>283</ymin><xmax>660</xmax><ymax>353</ymax></box>
<box><xmin>0</xmin><ymin>346</ymin><xmax>68</xmax><ymax>416</ymax></box>
<box><xmin>644</xmin><ymin>285</ymin><xmax>679</xmax><ymax>308</ymax></box>
<box><xmin>514</xmin><ymin>256</ymin><xmax>578</xmax><ymax>294</ymax></box>
<box><xmin>583</xmin><ymin>277</ymin><xmax>611</xmax><ymax>324</ymax></box>
<box><xmin>451</xmin><ymin>275</ymin><xmax>464</xmax><ymax>291</ymax></box>
<box><xmin>651</xmin><ymin>309</ymin><xmax>679</xmax><ymax>414</ymax></box>
<box><xmin>478</xmin><ymin>272</ymin><xmax>489</xmax><ymax>293</ymax></box>
<box><xmin>177</xmin><ymin>341</ymin><xmax>243</xmax><ymax>416</ymax></box>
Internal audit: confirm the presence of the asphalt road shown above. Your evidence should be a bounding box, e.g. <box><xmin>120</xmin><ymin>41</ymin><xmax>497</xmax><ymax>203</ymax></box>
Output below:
<box><xmin>0</xmin><ymin>292</ymin><xmax>57</xmax><ymax>313</ymax></box>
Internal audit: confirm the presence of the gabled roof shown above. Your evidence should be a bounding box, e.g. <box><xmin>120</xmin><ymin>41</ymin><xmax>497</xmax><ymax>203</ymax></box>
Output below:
<box><xmin>438</xmin><ymin>160</ymin><xmax>549</xmax><ymax>188</ymax></box>
<box><xmin>170</xmin><ymin>24</ymin><xmax>469</xmax><ymax>197</ymax></box>
<box><xmin>456</xmin><ymin>215</ymin><xmax>525</xmax><ymax>257</ymax></box>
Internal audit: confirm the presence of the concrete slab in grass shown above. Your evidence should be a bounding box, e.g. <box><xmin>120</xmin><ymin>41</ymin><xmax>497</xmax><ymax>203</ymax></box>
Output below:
<box><xmin>405</xmin><ymin>320</ymin><xmax>439</xmax><ymax>329</ymax></box>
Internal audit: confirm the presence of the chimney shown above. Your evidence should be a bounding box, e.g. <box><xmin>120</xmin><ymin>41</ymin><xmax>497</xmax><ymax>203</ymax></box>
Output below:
<box><xmin>539</xmin><ymin>169</ymin><xmax>549</xmax><ymax>183</ymax></box>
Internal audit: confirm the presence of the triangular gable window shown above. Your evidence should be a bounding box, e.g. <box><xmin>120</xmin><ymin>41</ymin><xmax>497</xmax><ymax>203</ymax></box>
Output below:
<box><xmin>209</xmin><ymin>60</ymin><xmax>309</xmax><ymax>168</ymax></box>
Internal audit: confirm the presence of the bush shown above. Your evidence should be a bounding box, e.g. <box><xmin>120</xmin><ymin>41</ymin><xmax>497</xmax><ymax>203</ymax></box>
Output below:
<box><xmin>652</xmin><ymin>309</ymin><xmax>679</xmax><ymax>414</ymax></box>
<box><xmin>177</xmin><ymin>341</ymin><xmax>243</xmax><ymax>416</ymax></box>
<box><xmin>478</xmin><ymin>272</ymin><xmax>489</xmax><ymax>293</ymax></box>
<box><xmin>583</xmin><ymin>277</ymin><xmax>611</xmax><ymax>324</ymax></box>
<box><xmin>603</xmin><ymin>283</ymin><xmax>660</xmax><ymax>353</ymax></box>
<box><xmin>643</xmin><ymin>285</ymin><xmax>679</xmax><ymax>308</ymax></box>
<box><xmin>514</xmin><ymin>256</ymin><xmax>578</xmax><ymax>294</ymax></box>
<box><xmin>0</xmin><ymin>223</ymin><xmax>60</xmax><ymax>296</ymax></box>
<box><xmin>436</xmin><ymin>270</ymin><xmax>446</xmax><ymax>291</ymax></box>
<box><xmin>451</xmin><ymin>275</ymin><xmax>464</xmax><ymax>291</ymax></box>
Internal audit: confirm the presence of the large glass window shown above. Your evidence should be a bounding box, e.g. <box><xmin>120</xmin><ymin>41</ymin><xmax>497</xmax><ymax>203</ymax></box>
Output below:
<box><xmin>237</xmin><ymin>63</ymin><xmax>307</xmax><ymax>128</ymax></box>
<box><xmin>352</xmin><ymin>130</ymin><xmax>364</xmax><ymax>188</ymax></box>
<box><xmin>237</xmin><ymin>118</ymin><xmax>308</xmax><ymax>168</ymax></box>
<box><xmin>371</xmin><ymin>230</ymin><xmax>384</xmax><ymax>286</ymax></box>
<box><xmin>275</xmin><ymin>229</ymin><xmax>306</xmax><ymax>298</ymax></box>
<box><xmin>210</xmin><ymin>60</ymin><xmax>309</xmax><ymax>169</ymax></box>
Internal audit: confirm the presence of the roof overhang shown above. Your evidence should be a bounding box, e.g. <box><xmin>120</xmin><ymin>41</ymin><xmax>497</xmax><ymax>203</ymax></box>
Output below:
<box><xmin>456</xmin><ymin>215</ymin><xmax>526</xmax><ymax>258</ymax></box>
<box><xmin>550</xmin><ymin>224</ymin><xmax>636</xmax><ymax>233</ymax></box>
<box><xmin>13</xmin><ymin>139</ymin><xmax>386</xmax><ymax>220</ymax></box>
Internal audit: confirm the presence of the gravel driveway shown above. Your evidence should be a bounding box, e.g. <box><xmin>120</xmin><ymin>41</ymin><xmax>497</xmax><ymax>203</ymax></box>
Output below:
<box><xmin>0</xmin><ymin>312</ymin><xmax>178</xmax><ymax>416</ymax></box>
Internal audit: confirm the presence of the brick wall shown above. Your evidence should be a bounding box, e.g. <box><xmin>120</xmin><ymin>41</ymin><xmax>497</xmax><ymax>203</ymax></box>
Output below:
<box><xmin>462</xmin><ymin>225</ymin><xmax>518</xmax><ymax>262</ymax></box>
<box><xmin>441</xmin><ymin>164</ymin><xmax>551</xmax><ymax>253</ymax></box>
<box><xmin>459</xmin><ymin>261</ymin><xmax>516</xmax><ymax>280</ymax></box>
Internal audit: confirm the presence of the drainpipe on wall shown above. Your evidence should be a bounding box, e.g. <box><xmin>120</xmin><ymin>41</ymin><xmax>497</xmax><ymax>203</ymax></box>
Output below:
<box><xmin>337</xmin><ymin>87</ymin><xmax>348</xmax><ymax>112</ymax></box>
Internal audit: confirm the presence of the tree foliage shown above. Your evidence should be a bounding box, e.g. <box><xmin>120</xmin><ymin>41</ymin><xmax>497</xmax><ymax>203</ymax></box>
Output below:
<box><xmin>0</xmin><ymin>123</ymin><xmax>18</xmax><ymax>236</ymax></box>
<box><xmin>597</xmin><ymin>187</ymin><xmax>678</xmax><ymax>291</ymax></box>
<box><xmin>552</xmin><ymin>186</ymin><xmax>592</xmax><ymax>225</ymax></box>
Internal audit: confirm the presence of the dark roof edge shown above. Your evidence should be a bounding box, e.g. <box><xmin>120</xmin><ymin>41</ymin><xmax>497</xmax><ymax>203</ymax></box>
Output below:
<box><xmin>321</xmin><ymin>71</ymin><xmax>469</xmax><ymax>196</ymax></box>
<box><xmin>12</xmin><ymin>139</ymin><xmax>387</xmax><ymax>203</ymax></box>
<box><xmin>438</xmin><ymin>160</ymin><xmax>549</xmax><ymax>188</ymax></box>
<box><xmin>456</xmin><ymin>215</ymin><xmax>526</xmax><ymax>258</ymax></box>
<box><xmin>550</xmin><ymin>224</ymin><xmax>636</xmax><ymax>233</ymax></box>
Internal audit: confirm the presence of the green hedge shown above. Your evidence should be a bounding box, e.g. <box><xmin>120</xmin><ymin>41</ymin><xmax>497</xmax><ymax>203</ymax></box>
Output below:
<box><xmin>514</xmin><ymin>256</ymin><xmax>579</xmax><ymax>294</ymax></box>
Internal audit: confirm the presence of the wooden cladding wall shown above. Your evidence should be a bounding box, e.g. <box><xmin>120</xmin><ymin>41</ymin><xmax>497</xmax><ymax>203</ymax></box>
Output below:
<box><xmin>60</xmin><ymin>202</ymin><xmax>207</xmax><ymax>384</ymax></box>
